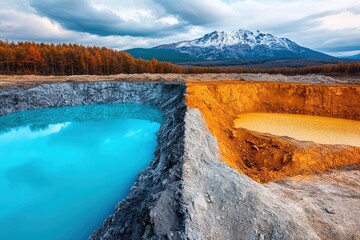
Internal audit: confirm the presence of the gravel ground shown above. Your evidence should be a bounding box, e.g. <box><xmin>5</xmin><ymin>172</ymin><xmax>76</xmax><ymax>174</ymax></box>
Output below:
<box><xmin>0</xmin><ymin>73</ymin><xmax>359</xmax><ymax>88</ymax></box>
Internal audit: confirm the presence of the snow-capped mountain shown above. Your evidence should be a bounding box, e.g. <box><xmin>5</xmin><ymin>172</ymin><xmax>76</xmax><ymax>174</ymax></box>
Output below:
<box><xmin>155</xmin><ymin>29</ymin><xmax>330</xmax><ymax>60</ymax></box>
<box><xmin>172</xmin><ymin>30</ymin><xmax>297</xmax><ymax>50</ymax></box>
<box><xmin>126</xmin><ymin>29</ymin><xmax>333</xmax><ymax>64</ymax></box>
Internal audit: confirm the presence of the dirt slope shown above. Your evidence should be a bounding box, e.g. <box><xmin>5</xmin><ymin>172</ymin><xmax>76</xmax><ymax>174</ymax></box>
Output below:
<box><xmin>186</xmin><ymin>81</ymin><xmax>360</xmax><ymax>182</ymax></box>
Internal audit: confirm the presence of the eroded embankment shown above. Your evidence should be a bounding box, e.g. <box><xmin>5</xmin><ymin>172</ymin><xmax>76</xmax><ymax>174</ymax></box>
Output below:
<box><xmin>186</xmin><ymin>81</ymin><xmax>360</xmax><ymax>182</ymax></box>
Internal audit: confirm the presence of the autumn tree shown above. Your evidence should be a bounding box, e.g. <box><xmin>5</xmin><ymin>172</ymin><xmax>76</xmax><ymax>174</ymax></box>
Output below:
<box><xmin>0</xmin><ymin>40</ymin><xmax>359</xmax><ymax>76</ymax></box>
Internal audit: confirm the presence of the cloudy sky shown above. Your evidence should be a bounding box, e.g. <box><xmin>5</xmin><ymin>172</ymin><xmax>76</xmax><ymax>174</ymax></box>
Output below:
<box><xmin>1</xmin><ymin>0</ymin><xmax>359</xmax><ymax>56</ymax></box>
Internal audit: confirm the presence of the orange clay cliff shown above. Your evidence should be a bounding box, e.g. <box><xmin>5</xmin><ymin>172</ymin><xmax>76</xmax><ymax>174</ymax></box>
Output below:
<box><xmin>186</xmin><ymin>80</ymin><xmax>360</xmax><ymax>183</ymax></box>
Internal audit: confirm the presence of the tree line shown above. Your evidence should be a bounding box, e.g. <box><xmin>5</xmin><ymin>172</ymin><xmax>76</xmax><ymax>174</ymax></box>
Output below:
<box><xmin>0</xmin><ymin>40</ymin><xmax>359</xmax><ymax>76</ymax></box>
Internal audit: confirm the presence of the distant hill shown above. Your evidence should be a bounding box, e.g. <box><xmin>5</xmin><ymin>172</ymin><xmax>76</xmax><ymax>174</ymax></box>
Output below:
<box><xmin>348</xmin><ymin>54</ymin><xmax>360</xmax><ymax>60</ymax></box>
<box><xmin>126</xmin><ymin>29</ymin><xmax>335</xmax><ymax>66</ymax></box>
<box><xmin>125</xmin><ymin>48</ymin><xmax>199</xmax><ymax>63</ymax></box>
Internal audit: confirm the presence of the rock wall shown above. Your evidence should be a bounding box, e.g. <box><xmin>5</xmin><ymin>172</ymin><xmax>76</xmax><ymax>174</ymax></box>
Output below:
<box><xmin>186</xmin><ymin>81</ymin><xmax>360</xmax><ymax>120</ymax></box>
<box><xmin>0</xmin><ymin>82</ymin><xmax>183</xmax><ymax>116</ymax></box>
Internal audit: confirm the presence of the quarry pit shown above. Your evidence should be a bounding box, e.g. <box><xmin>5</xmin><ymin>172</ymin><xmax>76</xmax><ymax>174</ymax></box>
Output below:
<box><xmin>0</xmin><ymin>74</ymin><xmax>359</xmax><ymax>240</ymax></box>
<box><xmin>186</xmin><ymin>81</ymin><xmax>360</xmax><ymax>183</ymax></box>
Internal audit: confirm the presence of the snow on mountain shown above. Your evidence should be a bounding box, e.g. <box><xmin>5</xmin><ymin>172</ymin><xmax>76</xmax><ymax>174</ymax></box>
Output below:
<box><xmin>155</xmin><ymin>29</ymin><xmax>330</xmax><ymax>61</ymax></box>
<box><xmin>174</xmin><ymin>30</ymin><xmax>298</xmax><ymax>51</ymax></box>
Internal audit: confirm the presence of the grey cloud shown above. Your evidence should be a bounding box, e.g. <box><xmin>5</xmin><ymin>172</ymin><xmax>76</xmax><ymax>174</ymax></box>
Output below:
<box><xmin>322</xmin><ymin>45</ymin><xmax>360</xmax><ymax>52</ymax></box>
<box><xmin>316</xmin><ymin>37</ymin><xmax>360</xmax><ymax>52</ymax></box>
<box><xmin>285</xmin><ymin>28</ymin><xmax>360</xmax><ymax>54</ymax></box>
<box><xmin>263</xmin><ymin>10</ymin><xmax>339</xmax><ymax>34</ymax></box>
<box><xmin>153</xmin><ymin>0</ymin><xmax>236</xmax><ymax>25</ymax></box>
<box><xmin>30</xmin><ymin>0</ymin><xmax>187</xmax><ymax>37</ymax></box>
<box><xmin>344</xmin><ymin>4</ymin><xmax>360</xmax><ymax>14</ymax></box>
<box><xmin>252</xmin><ymin>9</ymin><xmax>360</xmax><ymax>54</ymax></box>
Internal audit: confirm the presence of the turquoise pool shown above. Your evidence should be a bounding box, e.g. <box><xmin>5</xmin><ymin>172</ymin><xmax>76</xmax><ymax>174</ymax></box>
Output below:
<box><xmin>0</xmin><ymin>104</ymin><xmax>162</xmax><ymax>240</ymax></box>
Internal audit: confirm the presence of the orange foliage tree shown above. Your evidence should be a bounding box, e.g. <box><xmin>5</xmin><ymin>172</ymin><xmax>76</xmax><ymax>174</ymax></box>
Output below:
<box><xmin>0</xmin><ymin>40</ymin><xmax>359</xmax><ymax>76</ymax></box>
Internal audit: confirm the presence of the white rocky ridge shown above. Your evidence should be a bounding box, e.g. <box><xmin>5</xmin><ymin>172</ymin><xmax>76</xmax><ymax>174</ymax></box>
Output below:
<box><xmin>175</xmin><ymin>29</ymin><xmax>298</xmax><ymax>51</ymax></box>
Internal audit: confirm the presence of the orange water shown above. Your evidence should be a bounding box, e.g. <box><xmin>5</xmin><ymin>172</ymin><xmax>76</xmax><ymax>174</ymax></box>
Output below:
<box><xmin>234</xmin><ymin>113</ymin><xmax>360</xmax><ymax>147</ymax></box>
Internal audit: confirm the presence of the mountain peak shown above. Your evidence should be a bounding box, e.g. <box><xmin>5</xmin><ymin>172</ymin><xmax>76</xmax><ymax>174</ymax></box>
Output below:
<box><xmin>130</xmin><ymin>29</ymin><xmax>332</xmax><ymax>62</ymax></box>
<box><xmin>173</xmin><ymin>29</ymin><xmax>298</xmax><ymax>51</ymax></box>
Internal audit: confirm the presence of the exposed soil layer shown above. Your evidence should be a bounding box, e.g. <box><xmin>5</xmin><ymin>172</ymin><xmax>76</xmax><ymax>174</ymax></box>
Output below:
<box><xmin>186</xmin><ymin>81</ymin><xmax>360</xmax><ymax>182</ymax></box>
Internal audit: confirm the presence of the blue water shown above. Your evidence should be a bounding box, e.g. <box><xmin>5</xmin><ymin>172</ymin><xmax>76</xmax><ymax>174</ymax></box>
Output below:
<box><xmin>0</xmin><ymin>104</ymin><xmax>162</xmax><ymax>240</ymax></box>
